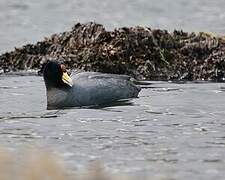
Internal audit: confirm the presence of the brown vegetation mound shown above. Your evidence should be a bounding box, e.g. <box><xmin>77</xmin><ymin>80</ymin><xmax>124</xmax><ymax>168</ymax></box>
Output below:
<box><xmin>1</xmin><ymin>22</ymin><xmax>225</xmax><ymax>81</ymax></box>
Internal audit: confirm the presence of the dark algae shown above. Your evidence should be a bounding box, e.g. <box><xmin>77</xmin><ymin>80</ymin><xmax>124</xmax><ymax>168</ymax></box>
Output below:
<box><xmin>1</xmin><ymin>22</ymin><xmax>225</xmax><ymax>81</ymax></box>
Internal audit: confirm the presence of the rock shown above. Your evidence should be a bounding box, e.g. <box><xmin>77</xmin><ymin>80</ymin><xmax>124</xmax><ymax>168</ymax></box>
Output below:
<box><xmin>1</xmin><ymin>22</ymin><xmax>225</xmax><ymax>81</ymax></box>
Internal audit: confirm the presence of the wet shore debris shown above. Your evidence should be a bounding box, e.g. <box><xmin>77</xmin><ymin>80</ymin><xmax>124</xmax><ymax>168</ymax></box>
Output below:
<box><xmin>1</xmin><ymin>22</ymin><xmax>225</xmax><ymax>81</ymax></box>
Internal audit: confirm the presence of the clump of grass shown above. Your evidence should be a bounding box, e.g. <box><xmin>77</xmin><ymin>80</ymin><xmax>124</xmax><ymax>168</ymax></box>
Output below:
<box><xmin>0</xmin><ymin>147</ymin><xmax>133</xmax><ymax>180</ymax></box>
<box><xmin>0</xmin><ymin>148</ymin><xmax>68</xmax><ymax>180</ymax></box>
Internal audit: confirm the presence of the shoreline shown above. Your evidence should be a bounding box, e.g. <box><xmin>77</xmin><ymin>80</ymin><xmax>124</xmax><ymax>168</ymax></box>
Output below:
<box><xmin>1</xmin><ymin>22</ymin><xmax>225</xmax><ymax>81</ymax></box>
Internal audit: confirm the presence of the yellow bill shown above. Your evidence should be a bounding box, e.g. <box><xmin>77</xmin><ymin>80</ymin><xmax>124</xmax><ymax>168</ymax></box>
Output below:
<box><xmin>62</xmin><ymin>72</ymin><xmax>73</xmax><ymax>87</ymax></box>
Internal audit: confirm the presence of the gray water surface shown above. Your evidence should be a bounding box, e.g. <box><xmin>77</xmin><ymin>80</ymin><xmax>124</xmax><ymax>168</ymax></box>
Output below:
<box><xmin>0</xmin><ymin>74</ymin><xmax>225</xmax><ymax>179</ymax></box>
<box><xmin>1</xmin><ymin>1</ymin><xmax>225</xmax><ymax>179</ymax></box>
<box><xmin>1</xmin><ymin>0</ymin><xmax>225</xmax><ymax>53</ymax></box>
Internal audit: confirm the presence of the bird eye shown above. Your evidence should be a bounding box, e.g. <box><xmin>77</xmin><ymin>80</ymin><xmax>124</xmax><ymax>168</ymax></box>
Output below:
<box><xmin>60</xmin><ymin>64</ymin><xmax>67</xmax><ymax>72</ymax></box>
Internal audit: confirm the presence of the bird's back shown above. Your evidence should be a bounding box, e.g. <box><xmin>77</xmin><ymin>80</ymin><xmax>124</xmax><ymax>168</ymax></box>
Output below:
<box><xmin>66</xmin><ymin>72</ymin><xmax>141</xmax><ymax>106</ymax></box>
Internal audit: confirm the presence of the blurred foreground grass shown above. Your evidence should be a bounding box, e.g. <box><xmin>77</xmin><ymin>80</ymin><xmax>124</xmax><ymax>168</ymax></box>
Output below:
<box><xmin>0</xmin><ymin>147</ymin><xmax>141</xmax><ymax>180</ymax></box>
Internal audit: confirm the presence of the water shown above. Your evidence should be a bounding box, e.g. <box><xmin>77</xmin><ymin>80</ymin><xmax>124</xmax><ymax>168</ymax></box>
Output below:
<box><xmin>0</xmin><ymin>74</ymin><xmax>225</xmax><ymax>179</ymax></box>
<box><xmin>1</xmin><ymin>1</ymin><xmax>225</xmax><ymax>179</ymax></box>
<box><xmin>1</xmin><ymin>0</ymin><xmax>225</xmax><ymax>53</ymax></box>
